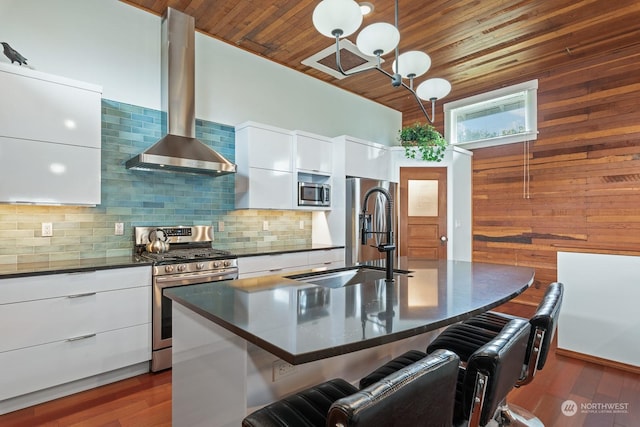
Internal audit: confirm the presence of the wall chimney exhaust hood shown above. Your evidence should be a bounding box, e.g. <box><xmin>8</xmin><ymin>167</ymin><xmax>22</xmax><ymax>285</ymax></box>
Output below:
<box><xmin>126</xmin><ymin>8</ymin><xmax>236</xmax><ymax>176</ymax></box>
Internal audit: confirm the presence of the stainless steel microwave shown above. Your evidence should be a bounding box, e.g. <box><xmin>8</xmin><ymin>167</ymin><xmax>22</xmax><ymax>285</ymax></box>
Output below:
<box><xmin>298</xmin><ymin>182</ymin><xmax>330</xmax><ymax>207</ymax></box>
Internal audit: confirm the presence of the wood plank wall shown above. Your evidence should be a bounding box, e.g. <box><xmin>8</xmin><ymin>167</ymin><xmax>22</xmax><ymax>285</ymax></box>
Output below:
<box><xmin>471</xmin><ymin>43</ymin><xmax>640</xmax><ymax>306</ymax></box>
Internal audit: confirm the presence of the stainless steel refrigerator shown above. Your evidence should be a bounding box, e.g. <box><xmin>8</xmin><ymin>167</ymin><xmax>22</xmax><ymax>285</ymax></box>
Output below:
<box><xmin>345</xmin><ymin>177</ymin><xmax>399</xmax><ymax>265</ymax></box>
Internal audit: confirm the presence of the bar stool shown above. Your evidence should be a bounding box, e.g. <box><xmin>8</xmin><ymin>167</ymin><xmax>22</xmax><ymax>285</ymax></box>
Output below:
<box><xmin>242</xmin><ymin>349</ymin><xmax>460</xmax><ymax>427</ymax></box>
<box><xmin>426</xmin><ymin>318</ymin><xmax>530</xmax><ymax>427</ymax></box>
<box><xmin>464</xmin><ymin>282</ymin><xmax>563</xmax><ymax>386</ymax></box>
<box><xmin>462</xmin><ymin>282</ymin><xmax>564</xmax><ymax>426</ymax></box>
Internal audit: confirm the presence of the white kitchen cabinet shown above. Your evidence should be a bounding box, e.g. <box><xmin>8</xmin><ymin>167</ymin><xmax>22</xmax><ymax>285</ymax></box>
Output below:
<box><xmin>235</xmin><ymin>122</ymin><xmax>294</xmax><ymax>209</ymax></box>
<box><xmin>0</xmin><ymin>63</ymin><xmax>102</xmax><ymax>205</ymax></box>
<box><xmin>340</xmin><ymin>135</ymin><xmax>391</xmax><ymax>181</ymax></box>
<box><xmin>294</xmin><ymin>131</ymin><xmax>333</xmax><ymax>175</ymax></box>
<box><xmin>238</xmin><ymin>252</ymin><xmax>310</xmax><ymax>278</ymax></box>
<box><xmin>0</xmin><ymin>266</ymin><xmax>151</xmax><ymax>412</ymax></box>
<box><xmin>238</xmin><ymin>249</ymin><xmax>344</xmax><ymax>279</ymax></box>
<box><xmin>0</xmin><ymin>137</ymin><xmax>100</xmax><ymax>205</ymax></box>
<box><xmin>307</xmin><ymin>248</ymin><xmax>345</xmax><ymax>270</ymax></box>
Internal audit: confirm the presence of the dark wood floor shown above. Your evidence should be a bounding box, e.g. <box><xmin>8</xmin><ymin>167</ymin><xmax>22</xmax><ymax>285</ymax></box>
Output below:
<box><xmin>2</xmin><ymin>303</ymin><xmax>638</xmax><ymax>426</ymax></box>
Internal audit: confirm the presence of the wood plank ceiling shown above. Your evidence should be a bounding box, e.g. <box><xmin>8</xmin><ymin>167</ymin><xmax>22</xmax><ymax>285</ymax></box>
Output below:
<box><xmin>120</xmin><ymin>0</ymin><xmax>640</xmax><ymax>127</ymax></box>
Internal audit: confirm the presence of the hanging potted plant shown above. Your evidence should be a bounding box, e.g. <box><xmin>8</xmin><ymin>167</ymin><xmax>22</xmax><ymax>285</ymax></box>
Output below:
<box><xmin>398</xmin><ymin>122</ymin><xmax>448</xmax><ymax>162</ymax></box>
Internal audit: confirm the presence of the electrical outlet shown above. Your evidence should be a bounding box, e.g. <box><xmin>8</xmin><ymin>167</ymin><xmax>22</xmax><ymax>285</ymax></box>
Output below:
<box><xmin>41</xmin><ymin>222</ymin><xmax>53</xmax><ymax>237</ymax></box>
<box><xmin>299</xmin><ymin>220</ymin><xmax>304</xmax><ymax>230</ymax></box>
<box><xmin>218</xmin><ymin>221</ymin><xmax>225</xmax><ymax>232</ymax></box>
<box><xmin>115</xmin><ymin>222</ymin><xmax>124</xmax><ymax>235</ymax></box>
<box><xmin>272</xmin><ymin>360</ymin><xmax>297</xmax><ymax>382</ymax></box>
<box><xmin>263</xmin><ymin>220</ymin><xmax>269</xmax><ymax>231</ymax></box>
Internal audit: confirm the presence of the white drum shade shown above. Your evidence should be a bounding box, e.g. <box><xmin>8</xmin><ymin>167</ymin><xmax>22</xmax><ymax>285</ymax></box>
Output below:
<box><xmin>392</xmin><ymin>51</ymin><xmax>431</xmax><ymax>78</ymax></box>
<box><xmin>356</xmin><ymin>22</ymin><xmax>400</xmax><ymax>56</ymax></box>
<box><xmin>312</xmin><ymin>0</ymin><xmax>363</xmax><ymax>38</ymax></box>
<box><xmin>417</xmin><ymin>78</ymin><xmax>452</xmax><ymax>100</ymax></box>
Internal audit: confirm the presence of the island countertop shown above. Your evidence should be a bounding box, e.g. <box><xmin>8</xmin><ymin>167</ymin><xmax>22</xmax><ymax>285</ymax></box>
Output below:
<box><xmin>165</xmin><ymin>258</ymin><xmax>534</xmax><ymax>364</ymax></box>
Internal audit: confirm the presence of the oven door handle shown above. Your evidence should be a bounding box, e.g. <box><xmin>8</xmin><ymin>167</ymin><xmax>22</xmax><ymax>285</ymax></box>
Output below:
<box><xmin>154</xmin><ymin>270</ymin><xmax>238</xmax><ymax>286</ymax></box>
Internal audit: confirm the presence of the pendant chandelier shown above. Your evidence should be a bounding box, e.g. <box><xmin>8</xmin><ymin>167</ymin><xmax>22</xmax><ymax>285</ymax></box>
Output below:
<box><xmin>312</xmin><ymin>0</ymin><xmax>451</xmax><ymax>124</ymax></box>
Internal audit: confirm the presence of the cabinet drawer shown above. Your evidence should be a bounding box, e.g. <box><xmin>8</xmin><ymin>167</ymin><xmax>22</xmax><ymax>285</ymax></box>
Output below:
<box><xmin>0</xmin><ymin>324</ymin><xmax>151</xmax><ymax>401</ymax></box>
<box><xmin>0</xmin><ymin>266</ymin><xmax>151</xmax><ymax>304</ymax></box>
<box><xmin>239</xmin><ymin>252</ymin><xmax>309</xmax><ymax>276</ymax></box>
<box><xmin>307</xmin><ymin>249</ymin><xmax>344</xmax><ymax>266</ymax></box>
<box><xmin>0</xmin><ymin>286</ymin><xmax>150</xmax><ymax>353</ymax></box>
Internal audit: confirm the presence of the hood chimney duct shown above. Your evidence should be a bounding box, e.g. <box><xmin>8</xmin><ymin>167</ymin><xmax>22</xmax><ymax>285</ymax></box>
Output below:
<box><xmin>126</xmin><ymin>7</ymin><xmax>236</xmax><ymax>176</ymax></box>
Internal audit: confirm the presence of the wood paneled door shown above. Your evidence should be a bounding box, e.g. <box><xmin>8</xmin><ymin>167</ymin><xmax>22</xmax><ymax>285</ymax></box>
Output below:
<box><xmin>399</xmin><ymin>167</ymin><xmax>447</xmax><ymax>259</ymax></box>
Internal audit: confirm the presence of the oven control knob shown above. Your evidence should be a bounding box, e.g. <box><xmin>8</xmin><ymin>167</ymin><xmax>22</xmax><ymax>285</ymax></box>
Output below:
<box><xmin>224</xmin><ymin>260</ymin><xmax>232</xmax><ymax>267</ymax></box>
<box><xmin>213</xmin><ymin>261</ymin><xmax>221</xmax><ymax>268</ymax></box>
<box><xmin>165</xmin><ymin>265</ymin><xmax>175</xmax><ymax>273</ymax></box>
<box><xmin>196</xmin><ymin>262</ymin><xmax>205</xmax><ymax>270</ymax></box>
<box><xmin>177</xmin><ymin>264</ymin><xmax>187</xmax><ymax>272</ymax></box>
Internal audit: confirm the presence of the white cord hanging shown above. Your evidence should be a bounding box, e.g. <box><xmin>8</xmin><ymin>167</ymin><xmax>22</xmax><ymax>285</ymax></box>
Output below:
<box><xmin>523</xmin><ymin>140</ymin><xmax>531</xmax><ymax>199</ymax></box>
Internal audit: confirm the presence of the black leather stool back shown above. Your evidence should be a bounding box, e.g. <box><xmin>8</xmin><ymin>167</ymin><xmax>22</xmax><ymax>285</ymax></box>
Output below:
<box><xmin>328</xmin><ymin>349</ymin><xmax>459</xmax><ymax>427</ymax></box>
<box><xmin>242</xmin><ymin>349</ymin><xmax>460</xmax><ymax>427</ymax></box>
<box><xmin>428</xmin><ymin>318</ymin><xmax>530</xmax><ymax>427</ymax></box>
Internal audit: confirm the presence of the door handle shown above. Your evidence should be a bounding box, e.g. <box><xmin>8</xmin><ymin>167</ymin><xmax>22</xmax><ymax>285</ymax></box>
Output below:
<box><xmin>440</xmin><ymin>235</ymin><xmax>448</xmax><ymax>245</ymax></box>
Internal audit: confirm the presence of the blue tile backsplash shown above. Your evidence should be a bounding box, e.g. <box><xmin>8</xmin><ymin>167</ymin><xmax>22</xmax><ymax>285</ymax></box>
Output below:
<box><xmin>0</xmin><ymin>99</ymin><xmax>311</xmax><ymax>264</ymax></box>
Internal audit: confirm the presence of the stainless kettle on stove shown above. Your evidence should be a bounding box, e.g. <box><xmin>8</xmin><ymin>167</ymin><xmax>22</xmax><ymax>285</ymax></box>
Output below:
<box><xmin>146</xmin><ymin>229</ymin><xmax>170</xmax><ymax>253</ymax></box>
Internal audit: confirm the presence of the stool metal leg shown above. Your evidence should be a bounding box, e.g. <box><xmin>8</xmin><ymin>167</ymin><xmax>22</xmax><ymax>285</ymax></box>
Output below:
<box><xmin>496</xmin><ymin>403</ymin><xmax>544</xmax><ymax>427</ymax></box>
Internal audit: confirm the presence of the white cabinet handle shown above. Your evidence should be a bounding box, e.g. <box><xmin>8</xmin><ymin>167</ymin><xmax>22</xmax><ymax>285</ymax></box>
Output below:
<box><xmin>66</xmin><ymin>333</ymin><xmax>96</xmax><ymax>342</ymax></box>
<box><xmin>67</xmin><ymin>292</ymin><xmax>96</xmax><ymax>299</ymax></box>
<box><xmin>68</xmin><ymin>270</ymin><xmax>97</xmax><ymax>275</ymax></box>
<box><xmin>269</xmin><ymin>268</ymin><xmax>283</xmax><ymax>272</ymax></box>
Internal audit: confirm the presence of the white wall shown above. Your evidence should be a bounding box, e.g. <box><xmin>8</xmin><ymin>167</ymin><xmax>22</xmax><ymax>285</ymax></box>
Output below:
<box><xmin>0</xmin><ymin>0</ymin><xmax>401</xmax><ymax>144</ymax></box>
<box><xmin>557</xmin><ymin>252</ymin><xmax>640</xmax><ymax>367</ymax></box>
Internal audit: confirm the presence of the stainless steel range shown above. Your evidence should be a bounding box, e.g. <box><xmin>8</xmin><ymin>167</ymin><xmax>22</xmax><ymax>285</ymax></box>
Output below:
<box><xmin>135</xmin><ymin>225</ymin><xmax>238</xmax><ymax>372</ymax></box>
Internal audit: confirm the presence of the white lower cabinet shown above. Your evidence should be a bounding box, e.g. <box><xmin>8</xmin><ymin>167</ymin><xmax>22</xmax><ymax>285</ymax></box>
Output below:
<box><xmin>238</xmin><ymin>249</ymin><xmax>344</xmax><ymax>278</ymax></box>
<box><xmin>238</xmin><ymin>252</ymin><xmax>310</xmax><ymax>278</ymax></box>
<box><xmin>0</xmin><ymin>266</ymin><xmax>151</xmax><ymax>412</ymax></box>
<box><xmin>307</xmin><ymin>248</ymin><xmax>345</xmax><ymax>270</ymax></box>
<box><xmin>0</xmin><ymin>324</ymin><xmax>150</xmax><ymax>401</ymax></box>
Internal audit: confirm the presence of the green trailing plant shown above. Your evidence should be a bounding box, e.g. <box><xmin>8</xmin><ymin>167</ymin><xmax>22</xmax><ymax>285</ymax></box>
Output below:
<box><xmin>398</xmin><ymin>122</ymin><xmax>448</xmax><ymax>162</ymax></box>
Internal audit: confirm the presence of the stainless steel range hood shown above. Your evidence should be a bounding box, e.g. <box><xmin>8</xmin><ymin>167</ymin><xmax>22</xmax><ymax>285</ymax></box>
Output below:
<box><xmin>126</xmin><ymin>8</ymin><xmax>236</xmax><ymax>176</ymax></box>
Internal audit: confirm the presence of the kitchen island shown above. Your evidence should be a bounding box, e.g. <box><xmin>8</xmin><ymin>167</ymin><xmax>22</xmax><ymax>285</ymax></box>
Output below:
<box><xmin>166</xmin><ymin>258</ymin><xmax>534</xmax><ymax>427</ymax></box>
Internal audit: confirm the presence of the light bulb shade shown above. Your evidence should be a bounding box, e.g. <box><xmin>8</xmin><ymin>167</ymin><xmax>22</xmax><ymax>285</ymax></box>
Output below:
<box><xmin>417</xmin><ymin>78</ymin><xmax>452</xmax><ymax>100</ymax></box>
<box><xmin>313</xmin><ymin>0</ymin><xmax>363</xmax><ymax>38</ymax></box>
<box><xmin>392</xmin><ymin>51</ymin><xmax>431</xmax><ymax>78</ymax></box>
<box><xmin>356</xmin><ymin>22</ymin><xmax>400</xmax><ymax>56</ymax></box>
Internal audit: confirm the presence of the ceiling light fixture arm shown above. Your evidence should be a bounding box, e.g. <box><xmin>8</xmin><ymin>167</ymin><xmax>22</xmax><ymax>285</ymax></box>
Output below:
<box><xmin>332</xmin><ymin>34</ymin><xmax>434</xmax><ymax>124</ymax></box>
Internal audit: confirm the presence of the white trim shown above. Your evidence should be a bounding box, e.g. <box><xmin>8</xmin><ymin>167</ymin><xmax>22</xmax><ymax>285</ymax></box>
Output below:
<box><xmin>301</xmin><ymin>40</ymin><xmax>383</xmax><ymax>80</ymax></box>
<box><xmin>444</xmin><ymin>80</ymin><xmax>538</xmax><ymax>148</ymax></box>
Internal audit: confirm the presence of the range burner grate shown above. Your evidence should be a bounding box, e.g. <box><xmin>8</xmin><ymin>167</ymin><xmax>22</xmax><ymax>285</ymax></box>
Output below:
<box><xmin>140</xmin><ymin>248</ymin><xmax>233</xmax><ymax>262</ymax></box>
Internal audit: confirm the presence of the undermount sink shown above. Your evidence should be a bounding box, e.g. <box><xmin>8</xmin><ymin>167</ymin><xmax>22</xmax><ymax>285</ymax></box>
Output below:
<box><xmin>286</xmin><ymin>266</ymin><xmax>410</xmax><ymax>289</ymax></box>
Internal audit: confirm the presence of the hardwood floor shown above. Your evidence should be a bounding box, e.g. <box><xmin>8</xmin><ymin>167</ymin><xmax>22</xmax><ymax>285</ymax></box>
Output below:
<box><xmin>2</xmin><ymin>303</ymin><xmax>638</xmax><ymax>426</ymax></box>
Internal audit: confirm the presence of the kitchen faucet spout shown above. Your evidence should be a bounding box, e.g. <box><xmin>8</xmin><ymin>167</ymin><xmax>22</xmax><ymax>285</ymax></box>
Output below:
<box><xmin>361</xmin><ymin>187</ymin><xmax>396</xmax><ymax>282</ymax></box>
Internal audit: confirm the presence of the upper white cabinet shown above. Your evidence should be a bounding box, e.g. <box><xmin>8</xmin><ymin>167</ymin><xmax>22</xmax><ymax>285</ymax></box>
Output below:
<box><xmin>235</xmin><ymin>122</ymin><xmax>335</xmax><ymax>210</ymax></box>
<box><xmin>235</xmin><ymin>122</ymin><xmax>294</xmax><ymax>210</ymax></box>
<box><xmin>294</xmin><ymin>131</ymin><xmax>333</xmax><ymax>175</ymax></box>
<box><xmin>0</xmin><ymin>63</ymin><xmax>102</xmax><ymax>205</ymax></box>
<box><xmin>339</xmin><ymin>135</ymin><xmax>391</xmax><ymax>181</ymax></box>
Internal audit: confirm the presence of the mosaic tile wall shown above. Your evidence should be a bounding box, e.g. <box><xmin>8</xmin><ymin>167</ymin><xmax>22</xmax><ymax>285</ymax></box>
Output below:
<box><xmin>0</xmin><ymin>99</ymin><xmax>311</xmax><ymax>265</ymax></box>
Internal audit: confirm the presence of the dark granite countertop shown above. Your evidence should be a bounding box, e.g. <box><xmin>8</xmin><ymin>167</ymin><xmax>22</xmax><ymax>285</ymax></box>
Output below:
<box><xmin>229</xmin><ymin>244</ymin><xmax>344</xmax><ymax>257</ymax></box>
<box><xmin>0</xmin><ymin>256</ymin><xmax>152</xmax><ymax>279</ymax></box>
<box><xmin>165</xmin><ymin>258</ymin><xmax>535</xmax><ymax>364</ymax></box>
<box><xmin>0</xmin><ymin>245</ymin><xmax>344</xmax><ymax>279</ymax></box>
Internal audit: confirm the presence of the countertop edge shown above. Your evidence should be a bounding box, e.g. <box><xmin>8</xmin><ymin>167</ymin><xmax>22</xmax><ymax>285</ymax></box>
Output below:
<box><xmin>168</xmin><ymin>262</ymin><xmax>534</xmax><ymax>365</ymax></box>
<box><xmin>0</xmin><ymin>257</ymin><xmax>152</xmax><ymax>279</ymax></box>
<box><xmin>0</xmin><ymin>245</ymin><xmax>345</xmax><ymax>279</ymax></box>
